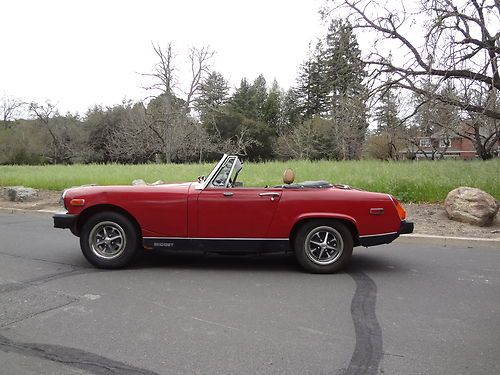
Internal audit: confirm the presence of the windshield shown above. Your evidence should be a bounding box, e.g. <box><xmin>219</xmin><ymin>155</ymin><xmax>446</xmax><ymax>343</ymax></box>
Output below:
<box><xmin>207</xmin><ymin>156</ymin><xmax>243</xmax><ymax>188</ymax></box>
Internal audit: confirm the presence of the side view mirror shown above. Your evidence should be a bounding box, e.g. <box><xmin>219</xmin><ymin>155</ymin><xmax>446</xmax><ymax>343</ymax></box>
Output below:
<box><xmin>197</xmin><ymin>176</ymin><xmax>205</xmax><ymax>183</ymax></box>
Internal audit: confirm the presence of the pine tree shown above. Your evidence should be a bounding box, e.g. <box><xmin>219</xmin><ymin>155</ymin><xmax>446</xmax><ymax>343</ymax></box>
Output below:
<box><xmin>295</xmin><ymin>41</ymin><xmax>329</xmax><ymax>119</ymax></box>
<box><xmin>323</xmin><ymin>20</ymin><xmax>368</xmax><ymax>159</ymax></box>
<box><xmin>262</xmin><ymin>79</ymin><xmax>281</xmax><ymax>130</ymax></box>
<box><xmin>373</xmin><ymin>87</ymin><xmax>402</xmax><ymax>159</ymax></box>
<box><xmin>195</xmin><ymin>71</ymin><xmax>229</xmax><ymax>118</ymax></box>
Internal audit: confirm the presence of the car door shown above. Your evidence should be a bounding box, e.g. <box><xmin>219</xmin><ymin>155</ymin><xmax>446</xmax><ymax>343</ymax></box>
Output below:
<box><xmin>197</xmin><ymin>187</ymin><xmax>282</xmax><ymax>238</ymax></box>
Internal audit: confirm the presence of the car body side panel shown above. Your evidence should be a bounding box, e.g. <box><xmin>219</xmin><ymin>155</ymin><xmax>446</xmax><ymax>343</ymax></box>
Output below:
<box><xmin>64</xmin><ymin>184</ymin><xmax>191</xmax><ymax>237</ymax></box>
<box><xmin>267</xmin><ymin>188</ymin><xmax>401</xmax><ymax>238</ymax></box>
<box><xmin>196</xmin><ymin>187</ymin><xmax>282</xmax><ymax>238</ymax></box>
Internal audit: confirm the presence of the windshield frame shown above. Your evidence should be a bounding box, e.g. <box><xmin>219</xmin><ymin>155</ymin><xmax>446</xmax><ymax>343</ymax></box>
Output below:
<box><xmin>196</xmin><ymin>154</ymin><xmax>242</xmax><ymax>190</ymax></box>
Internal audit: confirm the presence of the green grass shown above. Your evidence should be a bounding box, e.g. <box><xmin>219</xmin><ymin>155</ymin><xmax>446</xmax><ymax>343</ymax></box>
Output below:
<box><xmin>0</xmin><ymin>159</ymin><xmax>499</xmax><ymax>203</ymax></box>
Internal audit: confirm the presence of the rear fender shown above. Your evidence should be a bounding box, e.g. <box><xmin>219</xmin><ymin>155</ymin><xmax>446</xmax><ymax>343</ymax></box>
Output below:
<box><xmin>290</xmin><ymin>213</ymin><xmax>360</xmax><ymax>247</ymax></box>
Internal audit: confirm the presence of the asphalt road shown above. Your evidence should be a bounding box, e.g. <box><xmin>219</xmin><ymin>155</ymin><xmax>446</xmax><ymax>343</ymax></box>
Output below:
<box><xmin>0</xmin><ymin>211</ymin><xmax>499</xmax><ymax>375</ymax></box>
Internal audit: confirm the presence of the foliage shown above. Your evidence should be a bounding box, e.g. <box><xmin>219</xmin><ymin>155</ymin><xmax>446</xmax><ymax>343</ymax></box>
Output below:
<box><xmin>292</xmin><ymin>19</ymin><xmax>368</xmax><ymax>160</ymax></box>
<box><xmin>2</xmin><ymin>10</ymin><xmax>499</xmax><ymax>164</ymax></box>
<box><xmin>327</xmin><ymin>0</ymin><xmax>500</xmax><ymax>159</ymax></box>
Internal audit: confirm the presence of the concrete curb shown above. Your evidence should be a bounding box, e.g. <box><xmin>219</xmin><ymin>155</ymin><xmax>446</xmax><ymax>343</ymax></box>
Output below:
<box><xmin>398</xmin><ymin>233</ymin><xmax>500</xmax><ymax>249</ymax></box>
<box><xmin>1</xmin><ymin>206</ymin><xmax>499</xmax><ymax>249</ymax></box>
<box><xmin>0</xmin><ymin>207</ymin><xmax>60</xmax><ymax>214</ymax></box>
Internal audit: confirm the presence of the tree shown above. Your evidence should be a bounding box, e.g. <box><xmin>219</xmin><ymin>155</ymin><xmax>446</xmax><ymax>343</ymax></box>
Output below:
<box><xmin>1</xmin><ymin>94</ymin><xmax>24</xmax><ymax>126</ymax></box>
<box><xmin>276</xmin><ymin>89</ymin><xmax>301</xmax><ymax>134</ymax></box>
<box><xmin>29</xmin><ymin>102</ymin><xmax>73</xmax><ymax>164</ymax></box>
<box><xmin>262</xmin><ymin>79</ymin><xmax>282</xmax><ymax>130</ymax></box>
<box><xmin>295</xmin><ymin>41</ymin><xmax>329</xmax><ymax>119</ymax></box>
<box><xmin>409</xmin><ymin>83</ymin><xmax>459</xmax><ymax>159</ymax></box>
<box><xmin>293</xmin><ymin>19</ymin><xmax>368</xmax><ymax>159</ymax></box>
<box><xmin>373</xmin><ymin>86</ymin><xmax>403</xmax><ymax>159</ymax></box>
<box><xmin>276</xmin><ymin>117</ymin><xmax>337</xmax><ymax>160</ymax></box>
<box><xmin>230</xmin><ymin>75</ymin><xmax>269</xmax><ymax>121</ymax></box>
<box><xmin>195</xmin><ymin>71</ymin><xmax>230</xmax><ymax>119</ymax></box>
<box><xmin>141</xmin><ymin>43</ymin><xmax>213</xmax><ymax>162</ymax></box>
<box><xmin>84</xmin><ymin>102</ymin><xmax>151</xmax><ymax>163</ymax></box>
<box><xmin>327</xmin><ymin>0</ymin><xmax>500</xmax><ymax>159</ymax></box>
<box><xmin>184</xmin><ymin>45</ymin><xmax>214</xmax><ymax>114</ymax></box>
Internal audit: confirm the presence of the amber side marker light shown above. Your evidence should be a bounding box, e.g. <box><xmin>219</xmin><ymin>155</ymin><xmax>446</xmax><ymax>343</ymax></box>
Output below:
<box><xmin>70</xmin><ymin>198</ymin><xmax>85</xmax><ymax>206</ymax></box>
<box><xmin>391</xmin><ymin>196</ymin><xmax>407</xmax><ymax>220</ymax></box>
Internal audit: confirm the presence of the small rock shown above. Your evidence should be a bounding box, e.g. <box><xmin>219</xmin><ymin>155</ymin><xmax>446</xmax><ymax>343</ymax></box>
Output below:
<box><xmin>7</xmin><ymin>186</ymin><xmax>39</xmax><ymax>202</ymax></box>
<box><xmin>132</xmin><ymin>179</ymin><xmax>146</xmax><ymax>186</ymax></box>
<box><xmin>444</xmin><ymin>187</ymin><xmax>499</xmax><ymax>227</ymax></box>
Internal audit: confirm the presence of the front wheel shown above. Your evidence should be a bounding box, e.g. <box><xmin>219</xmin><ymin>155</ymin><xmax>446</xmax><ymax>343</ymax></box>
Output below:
<box><xmin>294</xmin><ymin>220</ymin><xmax>353</xmax><ymax>274</ymax></box>
<box><xmin>80</xmin><ymin>212</ymin><xmax>139</xmax><ymax>269</ymax></box>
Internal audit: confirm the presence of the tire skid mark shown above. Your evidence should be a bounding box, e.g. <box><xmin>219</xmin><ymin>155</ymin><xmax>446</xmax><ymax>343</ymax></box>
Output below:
<box><xmin>0</xmin><ymin>249</ymin><xmax>87</xmax><ymax>267</ymax></box>
<box><xmin>0</xmin><ymin>299</ymin><xmax>77</xmax><ymax>329</ymax></box>
<box><xmin>342</xmin><ymin>271</ymin><xmax>383</xmax><ymax>375</ymax></box>
<box><xmin>0</xmin><ymin>334</ymin><xmax>159</xmax><ymax>375</ymax></box>
<box><xmin>0</xmin><ymin>268</ymin><xmax>97</xmax><ymax>295</ymax></box>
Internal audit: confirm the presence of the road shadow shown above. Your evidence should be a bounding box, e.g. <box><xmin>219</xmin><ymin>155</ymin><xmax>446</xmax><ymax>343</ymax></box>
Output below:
<box><xmin>132</xmin><ymin>250</ymin><xmax>301</xmax><ymax>273</ymax></box>
<box><xmin>129</xmin><ymin>249</ymin><xmax>410</xmax><ymax>275</ymax></box>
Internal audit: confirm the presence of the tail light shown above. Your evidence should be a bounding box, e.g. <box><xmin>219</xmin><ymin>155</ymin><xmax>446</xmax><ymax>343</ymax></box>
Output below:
<box><xmin>391</xmin><ymin>196</ymin><xmax>407</xmax><ymax>220</ymax></box>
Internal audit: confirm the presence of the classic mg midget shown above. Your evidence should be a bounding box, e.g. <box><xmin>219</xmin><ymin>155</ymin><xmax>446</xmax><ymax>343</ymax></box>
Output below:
<box><xmin>53</xmin><ymin>154</ymin><xmax>413</xmax><ymax>273</ymax></box>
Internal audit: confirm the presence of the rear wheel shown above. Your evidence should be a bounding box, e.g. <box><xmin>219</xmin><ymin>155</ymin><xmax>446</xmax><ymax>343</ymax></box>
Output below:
<box><xmin>294</xmin><ymin>220</ymin><xmax>353</xmax><ymax>273</ymax></box>
<box><xmin>80</xmin><ymin>212</ymin><xmax>139</xmax><ymax>269</ymax></box>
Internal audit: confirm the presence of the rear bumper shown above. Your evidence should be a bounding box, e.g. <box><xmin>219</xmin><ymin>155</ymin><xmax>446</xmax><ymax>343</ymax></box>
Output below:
<box><xmin>359</xmin><ymin>220</ymin><xmax>414</xmax><ymax>247</ymax></box>
<box><xmin>53</xmin><ymin>213</ymin><xmax>78</xmax><ymax>235</ymax></box>
<box><xmin>400</xmin><ymin>220</ymin><xmax>414</xmax><ymax>234</ymax></box>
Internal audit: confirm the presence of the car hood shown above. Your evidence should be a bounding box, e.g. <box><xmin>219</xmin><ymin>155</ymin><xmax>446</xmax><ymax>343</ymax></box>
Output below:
<box><xmin>63</xmin><ymin>182</ymin><xmax>193</xmax><ymax>198</ymax></box>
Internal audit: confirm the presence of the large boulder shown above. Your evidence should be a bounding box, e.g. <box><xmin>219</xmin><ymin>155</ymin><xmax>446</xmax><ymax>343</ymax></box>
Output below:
<box><xmin>444</xmin><ymin>187</ymin><xmax>499</xmax><ymax>226</ymax></box>
<box><xmin>6</xmin><ymin>186</ymin><xmax>39</xmax><ymax>202</ymax></box>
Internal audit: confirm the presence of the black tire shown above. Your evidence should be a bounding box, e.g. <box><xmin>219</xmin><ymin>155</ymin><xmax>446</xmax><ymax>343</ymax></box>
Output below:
<box><xmin>294</xmin><ymin>220</ymin><xmax>353</xmax><ymax>274</ymax></box>
<box><xmin>80</xmin><ymin>211</ymin><xmax>139</xmax><ymax>269</ymax></box>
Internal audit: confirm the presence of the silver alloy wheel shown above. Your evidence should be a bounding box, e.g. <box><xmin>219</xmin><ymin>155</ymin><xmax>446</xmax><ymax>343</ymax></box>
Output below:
<box><xmin>304</xmin><ymin>226</ymin><xmax>344</xmax><ymax>265</ymax></box>
<box><xmin>88</xmin><ymin>221</ymin><xmax>127</xmax><ymax>260</ymax></box>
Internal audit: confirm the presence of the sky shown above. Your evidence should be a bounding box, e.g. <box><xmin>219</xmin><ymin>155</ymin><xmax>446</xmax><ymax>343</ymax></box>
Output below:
<box><xmin>0</xmin><ymin>0</ymin><xmax>326</xmax><ymax>115</ymax></box>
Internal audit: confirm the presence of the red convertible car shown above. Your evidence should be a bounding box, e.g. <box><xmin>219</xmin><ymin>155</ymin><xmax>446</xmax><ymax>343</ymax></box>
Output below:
<box><xmin>54</xmin><ymin>154</ymin><xmax>413</xmax><ymax>273</ymax></box>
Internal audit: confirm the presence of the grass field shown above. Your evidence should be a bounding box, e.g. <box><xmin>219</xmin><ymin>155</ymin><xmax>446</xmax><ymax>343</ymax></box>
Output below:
<box><xmin>0</xmin><ymin>159</ymin><xmax>499</xmax><ymax>203</ymax></box>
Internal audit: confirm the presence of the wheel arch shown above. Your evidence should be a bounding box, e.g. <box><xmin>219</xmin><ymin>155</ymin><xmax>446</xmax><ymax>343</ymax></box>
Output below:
<box><xmin>75</xmin><ymin>204</ymin><xmax>141</xmax><ymax>238</ymax></box>
<box><xmin>289</xmin><ymin>216</ymin><xmax>360</xmax><ymax>250</ymax></box>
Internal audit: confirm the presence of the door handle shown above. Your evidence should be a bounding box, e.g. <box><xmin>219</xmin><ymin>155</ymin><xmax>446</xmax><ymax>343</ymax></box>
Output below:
<box><xmin>259</xmin><ymin>192</ymin><xmax>280</xmax><ymax>201</ymax></box>
<box><xmin>223</xmin><ymin>192</ymin><xmax>233</xmax><ymax>197</ymax></box>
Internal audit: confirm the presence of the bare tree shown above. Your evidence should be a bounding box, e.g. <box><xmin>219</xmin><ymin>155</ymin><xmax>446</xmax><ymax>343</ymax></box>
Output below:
<box><xmin>139</xmin><ymin>43</ymin><xmax>214</xmax><ymax>162</ymax></box>
<box><xmin>326</xmin><ymin>0</ymin><xmax>500</xmax><ymax>158</ymax></box>
<box><xmin>142</xmin><ymin>42</ymin><xmax>176</xmax><ymax>95</ymax></box>
<box><xmin>185</xmin><ymin>46</ymin><xmax>214</xmax><ymax>113</ymax></box>
<box><xmin>29</xmin><ymin>102</ymin><xmax>72</xmax><ymax>164</ymax></box>
<box><xmin>1</xmin><ymin>94</ymin><xmax>24</xmax><ymax>125</ymax></box>
<box><xmin>276</xmin><ymin>121</ymin><xmax>318</xmax><ymax>160</ymax></box>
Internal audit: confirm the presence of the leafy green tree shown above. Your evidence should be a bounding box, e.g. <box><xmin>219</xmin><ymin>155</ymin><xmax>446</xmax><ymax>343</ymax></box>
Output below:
<box><xmin>195</xmin><ymin>71</ymin><xmax>230</xmax><ymax>119</ymax></box>
<box><xmin>293</xmin><ymin>19</ymin><xmax>368</xmax><ymax>159</ymax></box>
<box><xmin>373</xmin><ymin>87</ymin><xmax>403</xmax><ymax>159</ymax></box>
<box><xmin>295</xmin><ymin>41</ymin><xmax>329</xmax><ymax>119</ymax></box>
<box><xmin>277</xmin><ymin>89</ymin><xmax>301</xmax><ymax>133</ymax></box>
<box><xmin>230</xmin><ymin>78</ymin><xmax>254</xmax><ymax>118</ymax></box>
<box><xmin>250</xmin><ymin>74</ymin><xmax>268</xmax><ymax>122</ymax></box>
<box><xmin>262</xmin><ymin>79</ymin><xmax>281</xmax><ymax>130</ymax></box>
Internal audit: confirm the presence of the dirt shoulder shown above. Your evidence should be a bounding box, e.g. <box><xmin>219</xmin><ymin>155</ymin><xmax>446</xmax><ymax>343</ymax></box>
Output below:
<box><xmin>1</xmin><ymin>188</ymin><xmax>499</xmax><ymax>239</ymax></box>
<box><xmin>405</xmin><ymin>203</ymin><xmax>499</xmax><ymax>239</ymax></box>
<box><xmin>0</xmin><ymin>189</ymin><xmax>63</xmax><ymax>211</ymax></box>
